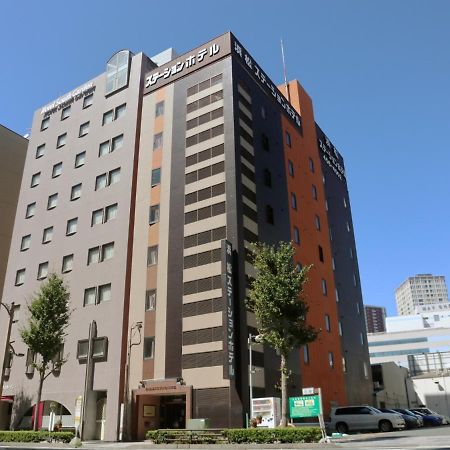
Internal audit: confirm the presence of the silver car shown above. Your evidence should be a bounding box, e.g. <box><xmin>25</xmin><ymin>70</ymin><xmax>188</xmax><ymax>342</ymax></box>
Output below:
<box><xmin>330</xmin><ymin>405</ymin><xmax>406</xmax><ymax>433</ymax></box>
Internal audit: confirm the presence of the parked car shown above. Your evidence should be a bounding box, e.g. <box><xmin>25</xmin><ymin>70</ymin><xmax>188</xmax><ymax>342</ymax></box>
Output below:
<box><xmin>380</xmin><ymin>408</ymin><xmax>421</xmax><ymax>429</ymax></box>
<box><xmin>330</xmin><ymin>405</ymin><xmax>406</xmax><ymax>434</ymax></box>
<box><xmin>411</xmin><ymin>408</ymin><xmax>449</xmax><ymax>425</ymax></box>
<box><xmin>392</xmin><ymin>408</ymin><xmax>424</xmax><ymax>427</ymax></box>
<box><xmin>410</xmin><ymin>410</ymin><xmax>443</xmax><ymax>427</ymax></box>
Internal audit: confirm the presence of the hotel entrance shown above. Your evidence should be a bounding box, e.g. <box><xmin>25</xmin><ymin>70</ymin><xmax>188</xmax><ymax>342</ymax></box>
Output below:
<box><xmin>133</xmin><ymin>380</ymin><xmax>192</xmax><ymax>440</ymax></box>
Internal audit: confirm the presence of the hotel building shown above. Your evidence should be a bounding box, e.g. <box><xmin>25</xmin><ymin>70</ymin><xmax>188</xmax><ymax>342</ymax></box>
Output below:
<box><xmin>0</xmin><ymin>32</ymin><xmax>371</xmax><ymax>440</ymax></box>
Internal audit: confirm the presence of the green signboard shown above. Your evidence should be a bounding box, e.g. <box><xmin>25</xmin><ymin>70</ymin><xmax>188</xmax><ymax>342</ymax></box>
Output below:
<box><xmin>289</xmin><ymin>395</ymin><xmax>321</xmax><ymax>418</ymax></box>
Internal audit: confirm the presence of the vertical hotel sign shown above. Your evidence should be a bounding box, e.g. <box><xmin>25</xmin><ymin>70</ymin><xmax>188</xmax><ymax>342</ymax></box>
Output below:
<box><xmin>222</xmin><ymin>240</ymin><xmax>235</xmax><ymax>379</ymax></box>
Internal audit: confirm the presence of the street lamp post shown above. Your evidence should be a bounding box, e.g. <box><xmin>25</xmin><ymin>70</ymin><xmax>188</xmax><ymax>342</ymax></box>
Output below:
<box><xmin>121</xmin><ymin>321</ymin><xmax>142</xmax><ymax>441</ymax></box>
<box><xmin>248</xmin><ymin>333</ymin><xmax>262</xmax><ymax>425</ymax></box>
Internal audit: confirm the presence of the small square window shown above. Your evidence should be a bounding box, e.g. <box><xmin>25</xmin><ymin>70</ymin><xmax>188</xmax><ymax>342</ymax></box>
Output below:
<box><xmin>79</xmin><ymin>121</ymin><xmax>90</xmax><ymax>137</ymax></box>
<box><xmin>70</xmin><ymin>183</ymin><xmax>82</xmax><ymax>201</ymax></box>
<box><xmin>102</xmin><ymin>110</ymin><xmax>114</xmax><ymax>126</ymax></box>
<box><xmin>328</xmin><ymin>351</ymin><xmax>334</xmax><ymax>368</ymax></box>
<box><xmin>84</xmin><ymin>287</ymin><xmax>96</xmax><ymax>306</ymax></box>
<box><xmin>20</xmin><ymin>235</ymin><xmax>31</xmax><ymax>251</ymax></box>
<box><xmin>56</xmin><ymin>133</ymin><xmax>67</xmax><ymax>148</ymax></box>
<box><xmin>37</xmin><ymin>262</ymin><xmax>49</xmax><ymax>280</ymax></box>
<box><xmin>318</xmin><ymin>245</ymin><xmax>324</xmax><ymax>262</ymax></box>
<box><xmin>315</xmin><ymin>215</ymin><xmax>321</xmax><ymax>230</ymax></box>
<box><xmin>115</xmin><ymin>103</ymin><xmax>126</xmax><ymax>120</ymax></box>
<box><xmin>47</xmin><ymin>193</ymin><xmax>58</xmax><ymax>210</ymax></box>
<box><xmin>111</xmin><ymin>134</ymin><xmax>123</xmax><ymax>152</ymax></box>
<box><xmin>143</xmin><ymin>337</ymin><xmax>155</xmax><ymax>359</ymax></box>
<box><xmin>52</xmin><ymin>162</ymin><xmax>62</xmax><ymax>178</ymax></box>
<box><xmin>105</xmin><ymin>203</ymin><xmax>118</xmax><ymax>222</ymax></box>
<box><xmin>101</xmin><ymin>242</ymin><xmax>114</xmax><ymax>261</ymax></box>
<box><xmin>99</xmin><ymin>141</ymin><xmax>110</xmax><ymax>157</ymax></box>
<box><xmin>41</xmin><ymin>117</ymin><xmax>50</xmax><ymax>131</ymax></box>
<box><xmin>147</xmin><ymin>246</ymin><xmax>158</xmax><ymax>266</ymax></box>
<box><xmin>31</xmin><ymin>172</ymin><xmax>41</xmax><ymax>188</ymax></box>
<box><xmin>153</xmin><ymin>132</ymin><xmax>163</xmax><ymax>150</ymax></box>
<box><xmin>322</xmin><ymin>278</ymin><xmax>328</xmax><ymax>296</ymax></box>
<box><xmin>312</xmin><ymin>184</ymin><xmax>318</xmax><ymax>200</ymax></box>
<box><xmin>25</xmin><ymin>202</ymin><xmax>36</xmax><ymax>218</ymax></box>
<box><xmin>98</xmin><ymin>283</ymin><xmax>111</xmax><ymax>303</ymax></box>
<box><xmin>62</xmin><ymin>254</ymin><xmax>74</xmax><ymax>273</ymax></box>
<box><xmin>36</xmin><ymin>144</ymin><xmax>45</xmax><ymax>159</ymax></box>
<box><xmin>151</xmin><ymin>168</ymin><xmax>161</xmax><ymax>186</ymax></box>
<box><xmin>15</xmin><ymin>268</ymin><xmax>25</xmax><ymax>286</ymax></box>
<box><xmin>293</xmin><ymin>226</ymin><xmax>300</xmax><ymax>244</ymax></box>
<box><xmin>155</xmin><ymin>101</ymin><xmax>164</xmax><ymax>117</ymax></box>
<box><xmin>42</xmin><ymin>226</ymin><xmax>53</xmax><ymax>244</ymax></box>
<box><xmin>285</xmin><ymin>130</ymin><xmax>292</xmax><ymax>147</ymax></box>
<box><xmin>109</xmin><ymin>168</ymin><xmax>121</xmax><ymax>185</ymax></box>
<box><xmin>61</xmin><ymin>105</ymin><xmax>71</xmax><ymax>120</ymax></box>
<box><xmin>87</xmin><ymin>246</ymin><xmax>100</xmax><ymax>265</ymax></box>
<box><xmin>83</xmin><ymin>93</ymin><xmax>93</xmax><ymax>109</ymax></box>
<box><xmin>288</xmin><ymin>160</ymin><xmax>294</xmax><ymax>177</ymax></box>
<box><xmin>145</xmin><ymin>289</ymin><xmax>157</xmax><ymax>311</ymax></box>
<box><xmin>92</xmin><ymin>208</ymin><xmax>103</xmax><ymax>226</ymax></box>
<box><xmin>75</xmin><ymin>151</ymin><xmax>86</xmax><ymax>168</ymax></box>
<box><xmin>95</xmin><ymin>174</ymin><xmax>107</xmax><ymax>191</ymax></box>
<box><xmin>308</xmin><ymin>157</ymin><xmax>315</xmax><ymax>173</ymax></box>
<box><xmin>291</xmin><ymin>192</ymin><xmax>297</xmax><ymax>210</ymax></box>
<box><xmin>325</xmin><ymin>314</ymin><xmax>331</xmax><ymax>332</ymax></box>
<box><xmin>149</xmin><ymin>205</ymin><xmax>160</xmax><ymax>224</ymax></box>
<box><xmin>66</xmin><ymin>217</ymin><xmax>78</xmax><ymax>235</ymax></box>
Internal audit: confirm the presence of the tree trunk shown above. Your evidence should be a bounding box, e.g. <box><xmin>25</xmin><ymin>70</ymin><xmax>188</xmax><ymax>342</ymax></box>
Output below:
<box><xmin>33</xmin><ymin>370</ymin><xmax>45</xmax><ymax>431</ymax></box>
<box><xmin>280</xmin><ymin>353</ymin><xmax>288</xmax><ymax>427</ymax></box>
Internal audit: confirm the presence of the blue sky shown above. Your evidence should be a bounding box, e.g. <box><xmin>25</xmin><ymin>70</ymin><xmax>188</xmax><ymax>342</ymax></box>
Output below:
<box><xmin>2</xmin><ymin>1</ymin><xmax>449</xmax><ymax>316</ymax></box>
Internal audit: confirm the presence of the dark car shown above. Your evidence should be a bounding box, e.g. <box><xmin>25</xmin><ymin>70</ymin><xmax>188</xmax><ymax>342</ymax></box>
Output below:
<box><xmin>411</xmin><ymin>410</ymin><xmax>443</xmax><ymax>427</ymax></box>
<box><xmin>390</xmin><ymin>408</ymin><xmax>422</xmax><ymax>428</ymax></box>
<box><xmin>411</xmin><ymin>408</ymin><xmax>449</xmax><ymax>425</ymax></box>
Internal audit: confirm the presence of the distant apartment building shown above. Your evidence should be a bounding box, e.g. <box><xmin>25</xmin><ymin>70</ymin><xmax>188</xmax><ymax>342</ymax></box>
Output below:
<box><xmin>0</xmin><ymin>32</ymin><xmax>371</xmax><ymax>440</ymax></box>
<box><xmin>395</xmin><ymin>274</ymin><xmax>449</xmax><ymax>316</ymax></box>
<box><xmin>364</xmin><ymin>305</ymin><xmax>386</xmax><ymax>333</ymax></box>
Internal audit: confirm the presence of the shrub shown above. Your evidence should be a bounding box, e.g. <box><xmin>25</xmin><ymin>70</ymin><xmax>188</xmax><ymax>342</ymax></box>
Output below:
<box><xmin>223</xmin><ymin>427</ymin><xmax>322</xmax><ymax>443</ymax></box>
<box><xmin>0</xmin><ymin>431</ymin><xmax>74</xmax><ymax>443</ymax></box>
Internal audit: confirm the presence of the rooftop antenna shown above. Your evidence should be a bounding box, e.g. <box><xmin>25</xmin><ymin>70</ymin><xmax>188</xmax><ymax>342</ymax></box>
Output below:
<box><xmin>280</xmin><ymin>38</ymin><xmax>290</xmax><ymax>102</ymax></box>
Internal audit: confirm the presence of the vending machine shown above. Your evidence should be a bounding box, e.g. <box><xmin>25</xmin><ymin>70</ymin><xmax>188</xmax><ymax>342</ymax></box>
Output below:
<box><xmin>251</xmin><ymin>397</ymin><xmax>281</xmax><ymax>428</ymax></box>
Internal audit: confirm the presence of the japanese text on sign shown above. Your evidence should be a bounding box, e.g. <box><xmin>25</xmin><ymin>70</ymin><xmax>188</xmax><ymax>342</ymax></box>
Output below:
<box><xmin>223</xmin><ymin>240</ymin><xmax>235</xmax><ymax>379</ymax></box>
<box><xmin>318</xmin><ymin>137</ymin><xmax>346</xmax><ymax>181</ymax></box>
<box><xmin>232</xmin><ymin>38</ymin><xmax>301</xmax><ymax>129</ymax></box>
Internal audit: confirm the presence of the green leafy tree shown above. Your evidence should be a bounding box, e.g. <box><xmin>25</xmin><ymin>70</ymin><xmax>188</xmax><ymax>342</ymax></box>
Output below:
<box><xmin>246</xmin><ymin>241</ymin><xmax>318</xmax><ymax>427</ymax></box>
<box><xmin>20</xmin><ymin>273</ymin><xmax>71</xmax><ymax>430</ymax></box>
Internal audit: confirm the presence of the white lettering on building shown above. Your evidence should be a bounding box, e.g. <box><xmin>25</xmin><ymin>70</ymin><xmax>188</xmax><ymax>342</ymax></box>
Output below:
<box><xmin>41</xmin><ymin>82</ymin><xmax>95</xmax><ymax>115</ymax></box>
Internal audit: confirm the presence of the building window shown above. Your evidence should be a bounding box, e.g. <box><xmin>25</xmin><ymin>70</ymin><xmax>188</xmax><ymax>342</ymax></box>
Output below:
<box><xmin>61</xmin><ymin>105</ymin><xmax>71</xmax><ymax>120</ymax></box>
<box><xmin>363</xmin><ymin>362</ymin><xmax>369</xmax><ymax>378</ymax></box>
<box><xmin>328</xmin><ymin>351</ymin><xmax>334</xmax><ymax>368</ymax></box>
<box><xmin>70</xmin><ymin>183</ymin><xmax>82</xmax><ymax>201</ymax></box>
<box><xmin>318</xmin><ymin>245</ymin><xmax>324</xmax><ymax>262</ymax></box>
<box><xmin>143</xmin><ymin>337</ymin><xmax>155</xmax><ymax>359</ymax></box>
<box><xmin>353</xmin><ymin>273</ymin><xmax>358</xmax><ymax>286</ymax></box>
<box><xmin>105</xmin><ymin>203</ymin><xmax>118</xmax><ymax>221</ymax></box>
<box><xmin>79</xmin><ymin>121</ymin><xmax>90</xmax><ymax>137</ymax></box>
<box><xmin>95</xmin><ymin>168</ymin><xmax>120</xmax><ymax>190</ymax></box>
<box><xmin>308</xmin><ymin>157</ymin><xmax>315</xmax><ymax>173</ymax></box>
<box><xmin>66</xmin><ymin>217</ymin><xmax>78</xmax><ymax>235</ymax></box>
<box><xmin>322</xmin><ymin>278</ymin><xmax>328</xmax><ymax>296</ymax></box>
<box><xmin>155</xmin><ymin>101</ymin><xmax>164</xmax><ymax>117</ymax></box>
<box><xmin>103</xmin><ymin>104</ymin><xmax>126</xmax><ymax>125</ymax></box>
<box><xmin>145</xmin><ymin>290</ymin><xmax>156</xmax><ymax>311</ymax></box>
<box><xmin>87</xmin><ymin>247</ymin><xmax>100</xmax><ymax>265</ymax></box>
<box><xmin>343</xmin><ymin>197</ymin><xmax>347</xmax><ymax>208</ymax></box>
<box><xmin>147</xmin><ymin>246</ymin><xmax>158</xmax><ymax>266</ymax></box>
<box><xmin>296</xmin><ymin>262</ymin><xmax>302</xmax><ymax>272</ymax></box>
<box><xmin>285</xmin><ymin>130</ymin><xmax>292</xmax><ymax>148</ymax></box>
<box><xmin>62</xmin><ymin>254</ymin><xmax>74</xmax><ymax>273</ymax></box>
<box><xmin>288</xmin><ymin>160</ymin><xmax>294</xmax><ymax>177</ymax></box>
<box><xmin>360</xmin><ymin>332</ymin><xmax>364</xmax><ymax>346</ymax></box>
<box><xmin>264</xmin><ymin>169</ymin><xmax>272</xmax><ymax>187</ymax></box>
<box><xmin>56</xmin><ymin>133</ymin><xmax>67</xmax><ymax>148</ymax></box>
<box><xmin>293</xmin><ymin>226</ymin><xmax>300</xmax><ymax>244</ymax></box>
<box><xmin>52</xmin><ymin>162</ymin><xmax>63</xmax><ymax>178</ymax></box>
<box><xmin>332</xmin><ymin>257</ymin><xmax>336</xmax><ymax>270</ymax></box>
<box><xmin>91</xmin><ymin>204</ymin><xmax>118</xmax><ymax>226</ymax></box>
<box><xmin>31</xmin><ymin>172</ymin><xmax>41</xmax><ymax>188</ymax></box>
<box><xmin>99</xmin><ymin>134</ymin><xmax>124</xmax><ymax>157</ymax></box>
<box><xmin>356</xmin><ymin>302</ymin><xmax>361</xmax><ymax>315</ymax></box>
<box><xmin>342</xmin><ymin>356</ymin><xmax>347</xmax><ymax>373</ymax></box>
<box><xmin>102</xmin><ymin>110</ymin><xmax>114</xmax><ymax>125</ymax></box>
<box><xmin>266</xmin><ymin>205</ymin><xmax>274</xmax><ymax>225</ymax></box>
<box><xmin>151</xmin><ymin>168</ymin><xmax>161</xmax><ymax>186</ymax></box>
<box><xmin>315</xmin><ymin>214</ymin><xmax>321</xmax><ymax>230</ymax></box>
<box><xmin>92</xmin><ymin>209</ymin><xmax>103</xmax><ymax>226</ymax></box>
<box><xmin>101</xmin><ymin>242</ymin><xmax>114</xmax><ymax>261</ymax></box>
<box><xmin>303</xmin><ymin>345</ymin><xmax>309</xmax><ymax>364</ymax></box>
<box><xmin>349</xmin><ymin>247</ymin><xmax>354</xmax><ymax>259</ymax></box>
<box><xmin>105</xmin><ymin>50</ymin><xmax>131</xmax><ymax>95</ymax></box>
<box><xmin>37</xmin><ymin>262</ymin><xmax>49</xmax><ymax>280</ymax></box>
<box><xmin>47</xmin><ymin>193</ymin><xmax>58</xmax><ymax>210</ymax></box>
<box><xmin>75</xmin><ymin>151</ymin><xmax>86</xmax><ymax>168</ymax></box>
<box><xmin>42</xmin><ymin>226</ymin><xmax>53</xmax><ymax>244</ymax></box>
<box><xmin>312</xmin><ymin>184</ymin><xmax>318</xmax><ymax>200</ymax></box>
<box><xmin>15</xmin><ymin>269</ymin><xmax>25</xmax><ymax>286</ymax></box>
<box><xmin>335</xmin><ymin>288</ymin><xmax>340</xmax><ymax>302</ymax></box>
<box><xmin>41</xmin><ymin>116</ymin><xmax>50</xmax><ymax>131</ymax></box>
<box><xmin>261</xmin><ymin>133</ymin><xmax>269</xmax><ymax>151</ymax></box>
<box><xmin>325</xmin><ymin>314</ymin><xmax>331</xmax><ymax>332</ymax></box>
<box><xmin>149</xmin><ymin>205</ymin><xmax>160</xmax><ymax>224</ymax></box>
<box><xmin>291</xmin><ymin>192</ymin><xmax>297</xmax><ymax>210</ymax></box>
<box><xmin>98</xmin><ymin>283</ymin><xmax>111</xmax><ymax>303</ymax></box>
<box><xmin>153</xmin><ymin>132</ymin><xmax>163</xmax><ymax>150</ymax></box>
<box><xmin>25</xmin><ymin>202</ymin><xmax>36</xmax><ymax>218</ymax></box>
<box><xmin>84</xmin><ymin>287</ymin><xmax>96</xmax><ymax>306</ymax></box>
<box><xmin>36</xmin><ymin>144</ymin><xmax>45</xmax><ymax>159</ymax></box>
<box><xmin>83</xmin><ymin>93</ymin><xmax>94</xmax><ymax>109</ymax></box>
<box><xmin>20</xmin><ymin>235</ymin><xmax>31</xmax><ymax>251</ymax></box>
<box><xmin>338</xmin><ymin>321</ymin><xmax>343</xmax><ymax>336</ymax></box>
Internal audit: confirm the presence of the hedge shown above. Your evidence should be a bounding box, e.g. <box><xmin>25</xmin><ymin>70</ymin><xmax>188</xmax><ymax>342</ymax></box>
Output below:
<box><xmin>146</xmin><ymin>427</ymin><xmax>322</xmax><ymax>444</ymax></box>
<box><xmin>0</xmin><ymin>431</ymin><xmax>75</xmax><ymax>443</ymax></box>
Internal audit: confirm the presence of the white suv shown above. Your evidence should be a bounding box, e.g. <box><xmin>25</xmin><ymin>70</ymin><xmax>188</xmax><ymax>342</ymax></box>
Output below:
<box><xmin>330</xmin><ymin>405</ymin><xmax>406</xmax><ymax>433</ymax></box>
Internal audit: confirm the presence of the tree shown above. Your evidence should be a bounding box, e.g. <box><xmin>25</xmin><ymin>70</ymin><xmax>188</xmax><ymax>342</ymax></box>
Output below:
<box><xmin>20</xmin><ymin>273</ymin><xmax>71</xmax><ymax>430</ymax></box>
<box><xmin>246</xmin><ymin>241</ymin><xmax>318</xmax><ymax>427</ymax></box>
